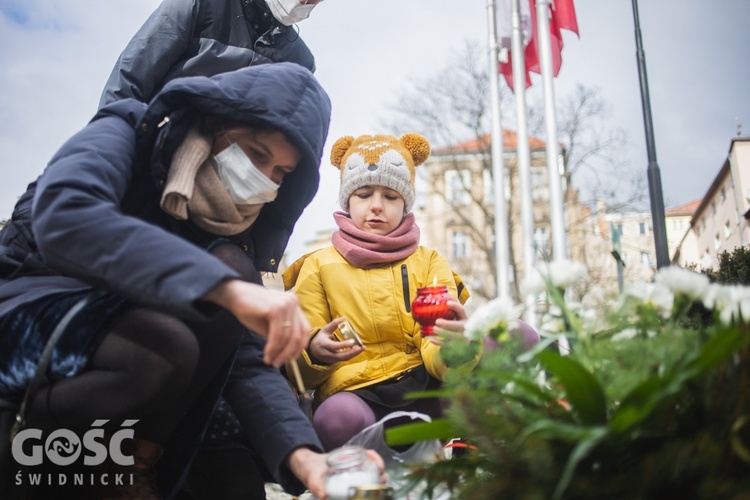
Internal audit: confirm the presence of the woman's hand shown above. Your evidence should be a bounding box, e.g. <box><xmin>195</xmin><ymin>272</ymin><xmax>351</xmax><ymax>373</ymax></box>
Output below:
<box><xmin>203</xmin><ymin>279</ymin><xmax>310</xmax><ymax>368</ymax></box>
<box><xmin>431</xmin><ymin>299</ymin><xmax>469</xmax><ymax>346</ymax></box>
<box><xmin>308</xmin><ymin>317</ymin><xmax>365</xmax><ymax>365</ymax></box>
<box><xmin>287</xmin><ymin>447</ymin><xmax>386</xmax><ymax>499</ymax></box>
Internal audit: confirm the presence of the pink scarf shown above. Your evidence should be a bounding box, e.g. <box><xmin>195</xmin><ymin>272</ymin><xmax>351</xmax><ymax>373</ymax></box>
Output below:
<box><xmin>331</xmin><ymin>211</ymin><xmax>420</xmax><ymax>269</ymax></box>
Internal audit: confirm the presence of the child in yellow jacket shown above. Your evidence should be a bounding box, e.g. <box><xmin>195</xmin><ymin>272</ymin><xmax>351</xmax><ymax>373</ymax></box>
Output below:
<box><xmin>283</xmin><ymin>133</ymin><xmax>474</xmax><ymax>450</ymax></box>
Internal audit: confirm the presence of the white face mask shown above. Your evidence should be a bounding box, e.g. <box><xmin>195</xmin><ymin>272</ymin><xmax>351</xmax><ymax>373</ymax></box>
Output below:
<box><xmin>212</xmin><ymin>143</ymin><xmax>279</xmax><ymax>205</ymax></box>
<box><xmin>265</xmin><ymin>0</ymin><xmax>317</xmax><ymax>26</ymax></box>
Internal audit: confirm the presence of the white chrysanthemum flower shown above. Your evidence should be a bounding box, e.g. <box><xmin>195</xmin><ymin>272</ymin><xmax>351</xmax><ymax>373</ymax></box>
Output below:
<box><xmin>580</xmin><ymin>308</ymin><xmax>597</xmax><ymax>320</ymax></box>
<box><xmin>618</xmin><ymin>280</ymin><xmax>674</xmax><ymax>318</ymax></box>
<box><xmin>653</xmin><ymin>266</ymin><xmax>710</xmax><ymax>301</ymax></box>
<box><xmin>702</xmin><ymin>283</ymin><xmax>720</xmax><ymax>309</ymax></box>
<box><xmin>520</xmin><ymin>270</ymin><xmax>546</xmax><ymax>295</ymax></box>
<box><xmin>464</xmin><ymin>296</ymin><xmax>523</xmax><ymax>341</ymax></box>
<box><xmin>547</xmin><ymin>260</ymin><xmax>588</xmax><ymax>288</ymax></box>
<box><xmin>704</xmin><ymin>284</ymin><xmax>750</xmax><ymax>325</ymax></box>
<box><xmin>611</xmin><ymin>327</ymin><xmax>638</xmax><ymax>341</ymax></box>
<box><xmin>521</xmin><ymin>260</ymin><xmax>587</xmax><ymax>295</ymax></box>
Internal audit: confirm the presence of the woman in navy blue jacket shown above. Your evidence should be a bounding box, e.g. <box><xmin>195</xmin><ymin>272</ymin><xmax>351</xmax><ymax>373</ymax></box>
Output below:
<box><xmin>0</xmin><ymin>62</ymin><xmax>330</xmax><ymax>499</ymax></box>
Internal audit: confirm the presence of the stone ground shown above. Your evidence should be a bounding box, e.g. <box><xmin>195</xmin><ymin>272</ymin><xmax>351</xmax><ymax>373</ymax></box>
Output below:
<box><xmin>265</xmin><ymin>483</ymin><xmax>314</xmax><ymax>499</ymax></box>
<box><xmin>264</xmin><ymin>479</ymin><xmax>452</xmax><ymax>499</ymax></box>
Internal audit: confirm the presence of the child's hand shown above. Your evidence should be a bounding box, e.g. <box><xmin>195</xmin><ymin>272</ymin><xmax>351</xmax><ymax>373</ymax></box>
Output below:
<box><xmin>309</xmin><ymin>317</ymin><xmax>365</xmax><ymax>364</ymax></box>
<box><xmin>433</xmin><ymin>300</ymin><xmax>469</xmax><ymax>345</ymax></box>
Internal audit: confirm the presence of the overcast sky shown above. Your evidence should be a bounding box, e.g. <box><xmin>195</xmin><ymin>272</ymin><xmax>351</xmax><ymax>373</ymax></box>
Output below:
<box><xmin>1</xmin><ymin>0</ymin><xmax>749</xmax><ymax>261</ymax></box>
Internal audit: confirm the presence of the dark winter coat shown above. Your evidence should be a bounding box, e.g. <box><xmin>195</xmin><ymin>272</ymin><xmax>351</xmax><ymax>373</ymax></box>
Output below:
<box><xmin>99</xmin><ymin>0</ymin><xmax>315</xmax><ymax>108</ymax></box>
<box><xmin>0</xmin><ymin>61</ymin><xmax>331</xmax><ymax>322</ymax></box>
<box><xmin>0</xmin><ymin>61</ymin><xmax>330</xmax><ymax>498</ymax></box>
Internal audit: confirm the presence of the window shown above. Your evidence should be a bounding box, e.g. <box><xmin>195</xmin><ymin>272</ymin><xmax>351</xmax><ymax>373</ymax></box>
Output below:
<box><xmin>451</xmin><ymin>231</ymin><xmax>468</xmax><ymax>259</ymax></box>
<box><xmin>714</xmin><ymin>233</ymin><xmax>721</xmax><ymax>250</ymax></box>
<box><xmin>530</xmin><ymin>167</ymin><xmax>548</xmax><ymax>201</ymax></box>
<box><xmin>720</xmin><ymin>187</ymin><xmax>727</xmax><ymax>202</ymax></box>
<box><xmin>640</xmin><ymin>252</ymin><xmax>650</xmax><ymax>265</ymax></box>
<box><xmin>482</xmin><ymin>169</ymin><xmax>494</xmax><ymax>204</ymax></box>
<box><xmin>639</xmin><ymin>222</ymin><xmax>648</xmax><ymax>235</ymax></box>
<box><xmin>711</xmin><ymin>201</ymin><xmax>717</xmax><ymax>215</ymax></box>
<box><xmin>616</xmin><ymin>223</ymin><xmax>624</xmax><ymax>236</ymax></box>
<box><xmin>533</xmin><ymin>227</ymin><xmax>549</xmax><ymax>256</ymax></box>
<box><xmin>725</xmin><ymin>220</ymin><xmax>732</xmax><ymax>238</ymax></box>
<box><xmin>445</xmin><ymin>169</ymin><xmax>471</xmax><ymax>206</ymax></box>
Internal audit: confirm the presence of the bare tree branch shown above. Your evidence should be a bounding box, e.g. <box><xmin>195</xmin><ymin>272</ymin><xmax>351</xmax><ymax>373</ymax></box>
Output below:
<box><xmin>380</xmin><ymin>42</ymin><xmax>637</xmax><ymax>301</ymax></box>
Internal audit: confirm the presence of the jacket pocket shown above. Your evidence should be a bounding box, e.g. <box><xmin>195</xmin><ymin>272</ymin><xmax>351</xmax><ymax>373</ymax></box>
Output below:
<box><xmin>401</xmin><ymin>264</ymin><xmax>411</xmax><ymax>313</ymax></box>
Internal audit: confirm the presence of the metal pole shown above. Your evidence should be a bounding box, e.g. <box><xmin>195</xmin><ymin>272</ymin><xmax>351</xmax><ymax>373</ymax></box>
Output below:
<box><xmin>511</xmin><ymin>0</ymin><xmax>537</xmax><ymax>324</ymax></box>
<box><xmin>488</xmin><ymin>0</ymin><xmax>511</xmax><ymax>299</ymax></box>
<box><xmin>535</xmin><ymin>0</ymin><xmax>568</xmax><ymax>261</ymax></box>
<box><xmin>631</xmin><ymin>0</ymin><xmax>670</xmax><ymax>268</ymax></box>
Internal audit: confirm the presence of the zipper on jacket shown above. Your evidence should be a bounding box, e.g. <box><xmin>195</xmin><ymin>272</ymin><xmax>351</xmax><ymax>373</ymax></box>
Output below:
<box><xmin>401</xmin><ymin>264</ymin><xmax>411</xmax><ymax>313</ymax></box>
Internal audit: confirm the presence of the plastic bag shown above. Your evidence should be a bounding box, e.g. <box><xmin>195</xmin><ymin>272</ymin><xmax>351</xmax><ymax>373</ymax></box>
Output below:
<box><xmin>343</xmin><ymin>411</ymin><xmax>444</xmax><ymax>470</ymax></box>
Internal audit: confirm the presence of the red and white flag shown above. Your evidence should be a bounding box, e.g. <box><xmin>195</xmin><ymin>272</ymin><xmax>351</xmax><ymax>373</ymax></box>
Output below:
<box><xmin>498</xmin><ymin>0</ymin><xmax>579</xmax><ymax>91</ymax></box>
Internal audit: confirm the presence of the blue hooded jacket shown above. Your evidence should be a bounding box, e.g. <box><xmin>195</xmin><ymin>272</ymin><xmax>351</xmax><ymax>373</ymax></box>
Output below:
<box><xmin>0</xmin><ymin>62</ymin><xmax>331</xmax><ymax>320</ymax></box>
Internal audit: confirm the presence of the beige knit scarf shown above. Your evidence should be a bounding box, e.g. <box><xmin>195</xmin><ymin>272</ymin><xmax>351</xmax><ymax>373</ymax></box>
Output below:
<box><xmin>160</xmin><ymin>123</ymin><xmax>263</xmax><ymax>236</ymax></box>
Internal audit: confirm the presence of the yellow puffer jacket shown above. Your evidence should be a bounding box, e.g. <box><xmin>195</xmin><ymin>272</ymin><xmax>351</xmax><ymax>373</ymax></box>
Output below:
<box><xmin>283</xmin><ymin>245</ymin><xmax>470</xmax><ymax>406</ymax></box>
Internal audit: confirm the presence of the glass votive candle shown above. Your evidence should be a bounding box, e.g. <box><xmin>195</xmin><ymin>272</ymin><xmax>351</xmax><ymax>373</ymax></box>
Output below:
<box><xmin>324</xmin><ymin>446</ymin><xmax>380</xmax><ymax>500</ymax></box>
<box><xmin>411</xmin><ymin>285</ymin><xmax>455</xmax><ymax>337</ymax></box>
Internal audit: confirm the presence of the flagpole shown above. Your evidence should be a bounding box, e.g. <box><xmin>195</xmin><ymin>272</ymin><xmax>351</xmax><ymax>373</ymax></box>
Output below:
<box><xmin>511</xmin><ymin>0</ymin><xmax>537</xmax><ymax>324</ymax></box>
<box><xmin>631</xmin><ymin>0</ymin><xmax>670</xmax><ymax>268</ymax></box>
<box><xmin>536</xmin><ymin>0</ymin><xmax>570</xmax><ymax>355</ymax></box>
<box><xmin>535</xmin><ymin>0</ymin><xmax>568</xmax><ymax>261</ymax></box>
<box><xmin>487</xmin><ymin>0</ymin><xmax>511</xmax><ymax>299</ymax></box>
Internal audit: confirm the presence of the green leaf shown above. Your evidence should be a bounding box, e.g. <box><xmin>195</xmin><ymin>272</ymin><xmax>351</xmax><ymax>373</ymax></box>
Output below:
<box><xmin>687</xmin><ymin>325</ymin><xmax>748</xmax><ymax>376</ymax></box>
<box><xmin>468</xmin><ymin>369</ymin><xmax>559</xmax><ymax>405</ymax></box>
<box><xmin>610</xmin><ymin>326</ymin><xmax>750</xmax><ymax>434</ymax></box>
<box><xmin>385</xmin><ymin>418</ymin><xmax>456</xmax><ymax>446</ymax></box>
<box><xmin>401</xmin><ymin>388</ymin><xmax>455</xmax><ymax>400</ymax></box>
<box><xmin>518</xmin><ymin>421</ymin><xmax>610</xmax><ymax>499</ymax></box>
<box><xmin>609</xmin><ymin>376</ymin><xmax>673</xmax><ymax>433</ymax></box>
<box><xmin>537</xmin><ymin>351</ymin><xmax>607</xmax><ymax>425</ymax></box>
<box><xmin>517</xmin><ymin>335</ymin><xmax>560</xmax><ymax>363</ymax></box>
<box><xmin>553</xmin><ymin>427</ymin><xmax>609</xmax><ymax>500</ymax></box>
<box><xmin>519</xmin><ymin>419</ymin><xmax>598</xmax><ymax>443</ymax></box>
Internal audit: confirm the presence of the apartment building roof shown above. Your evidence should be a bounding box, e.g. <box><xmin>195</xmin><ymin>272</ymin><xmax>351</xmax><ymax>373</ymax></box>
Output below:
<box><xmin>433</xmin><ymin>130</ymin><xmax>547</xmax><ymax>155</ymax></box>
<box><xmin>666</xmin><ymin>199</ymin><xmax>702</xmax><ymax>216</ymax></box>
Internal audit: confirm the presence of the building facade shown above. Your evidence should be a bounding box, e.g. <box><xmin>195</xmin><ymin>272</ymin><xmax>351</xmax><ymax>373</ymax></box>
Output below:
<box><xmin>676</xmin><ymin>137</ymin><xmax>750</xmax><ymax>270</ymax></box>
<box><xmin>290</xmin><ymin>135</ymin><xmax>750</xmax><ymax>311</ymax></box>
<box><xmin>413</xmin><ymin>131</ymin><xmax>581</xmax><ymax>302</ymax></box>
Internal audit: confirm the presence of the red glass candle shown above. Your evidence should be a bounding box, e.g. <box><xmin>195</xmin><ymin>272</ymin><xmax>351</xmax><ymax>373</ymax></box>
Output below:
<box><xmin>411</xmin><ymin>285</ymin><xmax>455</xmax><ymax>337</ymax></box>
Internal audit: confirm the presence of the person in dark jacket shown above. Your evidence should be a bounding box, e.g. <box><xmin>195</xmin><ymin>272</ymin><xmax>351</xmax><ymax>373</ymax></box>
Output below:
<box><xmin>0</xmin><ymin>62</ymin><xmax>333</xmax><ymax>499</ymax></box>
<box><xmin>99</xmin><ymin>0</ymin><xmax>324</xmax><ymax>109</ymax></box>
<box><xmin>98</xmin><ymin>2</ymin><xmax>340</xmax><ymax>498</ymax></box>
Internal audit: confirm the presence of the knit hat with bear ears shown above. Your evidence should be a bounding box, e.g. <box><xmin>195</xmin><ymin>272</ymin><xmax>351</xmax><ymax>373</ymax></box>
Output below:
<box><xmin>330</xmin><ymin>133</ymin><xmax>431</xmax><ymax>213</ymax></box>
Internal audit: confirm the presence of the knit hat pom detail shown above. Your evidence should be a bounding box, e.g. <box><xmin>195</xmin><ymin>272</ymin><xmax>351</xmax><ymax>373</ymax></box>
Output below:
<box><xmin>332</xmin><ymin>133</ymin><xmax>430</xmax><ymax>213</ymax></box>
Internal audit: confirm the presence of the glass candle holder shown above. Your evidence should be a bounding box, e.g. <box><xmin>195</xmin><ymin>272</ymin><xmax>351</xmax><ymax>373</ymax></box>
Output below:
<box><xmin>323</xmin><ymin>446</ymin><xmax>380</xmax><ymax>500</ymax></box>
<box><xmin>411</xmin><ymin>285</ymin><xmax>455</xmax><ymax>337</ymax></box>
